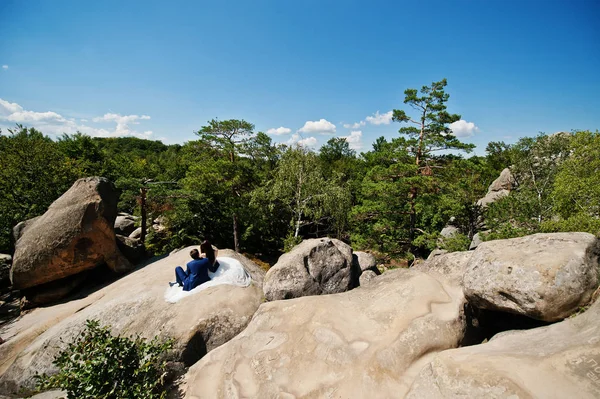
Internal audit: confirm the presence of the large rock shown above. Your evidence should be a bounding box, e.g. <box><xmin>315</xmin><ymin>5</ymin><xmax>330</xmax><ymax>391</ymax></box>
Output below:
<box><xmin>469</xmin><ymin>230</ymin><xmax>489</xmax><ymax>250</ymax></box>
<box><xmin>464</xmin><ymin>232</ymin><xmax>600</xmax><ymax>321</ymax></box>
<box><xmin>413</xmin><ymin>251</ymin><xmax>472</xmax><ymax>287</ymax></box>
<box><xmin>184</xmin><ymin>268</ymin><xmax>467</xmax><ymax>398</ymax></box>
<box><xmin>476</xmin><ymin>167</ymin><xmax>515</xmax><ymax>208</ymax></box>
<box><xmin>114</xmin><ymin>214</ymin><xmax>137</xmax><ymax>236</ymax></box>
<box><xmin>263</xmin><ymin>238</ymin><xmax>358</xmax><ymax>301</ymax></box>
<box><xmin>407</xmin><ymin>298</ymin><xmax>600</xmax><ymax>399</ymax></box>
<box><xmin>0</xmin><ymin>255</ymin><xmax>11</xmax><ymax>288</ymax></box>
<box><xmin>10</xmin><ymin>177</ymin><xmax>131</xmax><ymax>290</ymax></box>
<box><xmin>12</xmin><ymin>216</ymin><xmax>40</xmax><ymax>243</ymax></box>
<box><xmin>0</xmin><ymin>246</ymin><xmax>263</xmax><ymax>395</ymax></box>
<box><xmin>116</xmin><ymin>234</ymin><xmax>146</xmax><ymax>265</ymax></box>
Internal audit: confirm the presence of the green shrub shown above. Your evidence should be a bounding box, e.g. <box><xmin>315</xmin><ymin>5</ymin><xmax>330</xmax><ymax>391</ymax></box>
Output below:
<box><xmin>440</xmin><ymin>233</ymin><xmax>471</xmax><ymax>252</ymax></box>
<box><xmin>283</xmin><ymin>233</ymin><xmax>303</xmax><ymax>252</ymax></box>
<box><xmin>35</xmin><ymin>319</ymin><xmax>173</xmax><ymax>399</ymax></box>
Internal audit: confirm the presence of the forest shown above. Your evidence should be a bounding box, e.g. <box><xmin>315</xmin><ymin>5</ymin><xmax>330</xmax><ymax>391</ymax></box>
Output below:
<box><xmin>1</xmin><ymin>80</ymin><xmax>599</xmax><ymax>263</ymax></box>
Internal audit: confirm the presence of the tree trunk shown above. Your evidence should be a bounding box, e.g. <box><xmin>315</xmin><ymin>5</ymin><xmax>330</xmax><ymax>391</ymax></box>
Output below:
<box><xmin>140</xmin><ymin>186</ymin><xmax>147</xmax><ymax>244</ymax></box>
<box><xmin>233</xmin><ymin>213</ymin><xmax>240</xmax><ymax>252</ymax></box>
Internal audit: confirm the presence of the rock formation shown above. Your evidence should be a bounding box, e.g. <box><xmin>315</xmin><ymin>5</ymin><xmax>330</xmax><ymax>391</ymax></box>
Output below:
<box><xmin>10</xmin><ymin>177</ymin><xmax>131</xmax><ymax>291</ymax></box>
<box><xmin>184</xmin><ymin>268</ymin><xmax>466</xmax><ymax>398</ymax></box>
<box><xmin>263</xmin><ymin>238</ymin><xmax>359</xmax><ymax>301</ymax></box>
<box><xmin>0</xmin><ymin>246</ymin><xmax>264</xmax><ymax>394</ymax></box>
<box><xmin>464</xmin><ymin>232</ymin><xmax>600</xmax><ymax>321</ymax></box>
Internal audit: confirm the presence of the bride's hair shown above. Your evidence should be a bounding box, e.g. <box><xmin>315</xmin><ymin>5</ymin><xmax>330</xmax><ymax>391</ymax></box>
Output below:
<box><xmin>200</xmin><ymin>240</ymin><xmax>216</xmax><ymax>264</ymax></box>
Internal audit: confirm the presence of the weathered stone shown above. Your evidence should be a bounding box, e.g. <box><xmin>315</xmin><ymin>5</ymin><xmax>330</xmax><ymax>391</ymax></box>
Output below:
<box><xmin>407</xmin><ymin>299</ymin><xmax>600</xmax><ymax>399</ymax></box>
<box><xmin>10</xmin><ymin>177</ymin><xmax>132</xmax><ymax>290</ymax></box>
<box><xmin>464</xmin><ymin>232</ymin><xmax>600</xmax><ymax>321</ymax></box>
<box><xmin>476</xmin><ymin>168</ymin><xmax>515</xmax><ymax>208</ymax></box>
<box><xmin>185</xmin><ymin>268</ymin><xmax>467</xmax><ymax>398</ymax></box>
<box><xmin>414</xmin><ymin>251</ymin><xmax>473</xmax><ymax>287</ymax></box>
<box><xmin>440</xmin><ymin>225</ymin><xmax>460</xmax><ymax>238</ymax></box>
<box><xmin>469</xmin><ymin>231</ymin><xmax>489</xmax><ymax>250</ymax></box>
<box><xmin>114</xmin><ymin>214</ymin><xmax>137</xmax><ymax>236</ymax></box>
<box><xmin>263</xmin><ymin>238</ymin><xmax>358</xmax><ymax>301</ymax></box>
<box><xmin>116</xmin><ymin>234</ymin><xmax>146</xmax><ymax>265</ymax></box>
<box><xmin>20</xmin><ymin>272</ymin><xmax>89</xmax><ymax>309</ymax></box>
<box><xmin>427</xmin><ymin>249</ymin><xmax>448</xmax><ymax>260</ymax></box>
<box><xmin>353</xmin><ymin>251</ymin><xmax>377</xmax><ymax>272</ymax></box>
<box><xmin>0</xmin><ymin>246</ymin><xmax>262</xmax><ymax>394</ymax></box>
<box><xmin>359</xmin><ymin>269</ymin><xmax>378</xmax><ymax>286</ymax></box>
<box><xmin>129</xmin><ymin>226</ymin><xmax>142</xmax><ymax>239</ymax></box>
<box><xmin>12</xmin><ymin>216</ymin><xmax>40</xmax><ymax>243</ymax></box>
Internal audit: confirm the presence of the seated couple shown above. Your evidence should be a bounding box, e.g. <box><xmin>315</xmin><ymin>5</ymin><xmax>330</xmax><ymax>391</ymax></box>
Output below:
<box><xmin>171</xmin><ymin>240</ymin><xmax>220</xmax><ymax>291</ymax></box>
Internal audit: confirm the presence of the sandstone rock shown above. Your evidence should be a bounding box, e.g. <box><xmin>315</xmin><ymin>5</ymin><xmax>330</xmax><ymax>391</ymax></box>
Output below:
<box><xmin>0</xmin><ymin>246</ymin><xmax>262</xmax><ymax>394</ymax></box>
<box><xmin>116</xmin><ymin>234</ymin><xmax>146</xmax><ymax>265</ymax></box>
<box><xmin>440</xmin><ymin>225</ymin><xmax>460</xmax><ymax>238</ymax></box>
<box><xmin>129</xmin><ymin>226</ymin><xmax>142</xmax><ymax>239</ymax></box>
<box><xmin>464</xmin><ymin>232</ymin><xmax>600</xmax><ymax>321</ymax></box>
<box><xmin>217</xmin><ymin>249</ymin><xmax>266</xmax><ymax>288</ymax></box>
<box><xmin>489</xmin><ymin>167</ymin><xmax>515</xmax><ymax>192</ymax></box>
<box><xmin>185</xmin><ymin>268</ymin><xmax>467</xmax><ymax>398</ymax></box>
<box><xmin>12</xmin><ymin>216</ymin><xmax>40</xmax><ymax>243</ymax></box>
<box><xmin>28</xmin><ymin>389</ymin><xmax>66</xmax><ymax>399</ymax></box>
<box><xmin>10</xmin><ymin>177</ymin><xmax>132</xmax><ymax>290</ymax></box>
<box><xmin>476</xmin><ymin>189</ymin><xmax>510</xmax><ymax>207</ymax></box>
<box><xmin>114</xmin><ymin>214</ymin><xmax>137</xmax><ymax>236</ymax></box>
<box><xmin>0</xmin><ymin>255</ymin><xmax>11</xmax><ymax>288</ymax></box>
<box><xmin>20</xmin><ymin>272</ymin><xmax>89</xmax><ymax>309</ymax></box>
<box><xmin>407</xmin><ymin>298</ymin><xmax>600</xmax><ymax>399</ymax></box>
<box><xmin>476</xmin><ymin>168</ymin><xmax>515</xmax><ymax>208</ymax></box>
<box><xmin>469</xmin><ymin>231</ymin><xmax>489</xmax><ymax>250</ymax></box>
<box><xmin>353</xmin><ymin>251</ymin><xmax>377</xmax><ymax>272</ymax></box>
<box><xmin>414</xmin><ymin>251</ymin><xmax>473</xmax><ymax>287</ymax></box>
<box><xmin>359</xmin><ymin>269</ymin><xmax>378</xmax><ymax>286</ymax></box>
<box><xmin>427</xmin><ymin>249</ymin><xmax>448</xmax><ymax>260</ymax></box>
<box><xmin>263</xmin><ymin>238</ymin><xmax>358</xmax><ymax>301</ymax></box>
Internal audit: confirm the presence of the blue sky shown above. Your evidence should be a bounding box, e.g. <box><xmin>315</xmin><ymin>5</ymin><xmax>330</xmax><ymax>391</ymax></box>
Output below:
<box><xmin>1</xmin><ymin>0</ymin><xmax>599</xmax><ymax>154</ymax></box>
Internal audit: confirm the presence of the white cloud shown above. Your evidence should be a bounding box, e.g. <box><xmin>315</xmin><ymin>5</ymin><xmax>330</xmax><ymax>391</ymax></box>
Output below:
<box><xmin>343</xmin><ymin>121</ymin><xmax>365</xmax><ymax>129</ymax></box>
<box><xmin>287</xmin><ymin>133</ymin><xmax>318</xmax><ymax>148</ymax></box>
<box><xmin>449</xmin><ymin>120</ymin><xmax>479</xmax><ymax>138</ymax></box>
<box><xmin>2</xmin><ymin>65</ymin><xmax>8</xmax><ymax>70</ymax></box>
<box><xmin>340</xmin><ymin>130</ymin><xmax>363</xmax><ymax>150</ymax></box>
<box><xmin>0</xmin><ymin>98</ymin><xmax>154</xmax><ymax>139</ymax></box>
<box><xmin>365</xmin><ymin>110</ymin><xmax>393</xmax><ymax>125</ymax></box>
<box><xmin>298</xmin><ymin>118</ymin><xmax>336</xmax><ymax>134</ymax></box>
<box><xmin>266</xmin><ymin>126</ymin><xmax>291</xmax><ymax>135</ymax></box>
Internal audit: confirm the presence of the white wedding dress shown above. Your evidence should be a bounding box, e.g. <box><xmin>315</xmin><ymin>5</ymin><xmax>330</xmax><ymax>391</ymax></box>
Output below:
<box><xmin>164</xmin><ymin>257</ymin><xmax>252</xmax><ymax>303</ymax></box>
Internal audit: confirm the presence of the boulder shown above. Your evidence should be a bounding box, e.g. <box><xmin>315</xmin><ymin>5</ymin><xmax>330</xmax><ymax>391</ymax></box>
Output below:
<box><xmin>0</xmin><ymin>255</ymin><xmax>11</xmax><ymax>288</ymax></box>
<box><xmin>414</xmin><ymin>251</ymin><xmax>473</xmax><ymax>287</ymax></box>
<box><xmin>263</xmin><ymin>238</ymin><xmax>358</xmax><ymax>301</ymax></box>
<box><xmin>129</xmin><ymin>226</ymin><xmax>142</xmax><ymax>239</ymax></box>
<box><xmin>0</xmin><ymin>246</ymin><xmax>263</xmax><ymax>394</ymax></box>
<box><xmin>12</xmin><ymin>216</ymin><xmax>40</xmax><ymax>243</ymax></box>
<box><xmin>10</xmin><ymin>177</ymin><xmax>132</xmax><ymax>290</ymax></box>
<box><xmin>217</xmin><ymin>249</ymin><xmax>266</xmax><ymax>288</ymax></box>
<box><xmin>464</xmin><ymin>232</ymin><xmax>600</xmax><ymax>321</ymax></box>
<box><xmin>407</xmin><ymin>298</ymin><xmax>600</xmax><ymax>399</ymax></box>
<box><xmin>185</xmin><ymin>268</ymin><xmax>467</xmax><ymax>398</ymax></box>
<box><xmin>440</xmin><ymin>225</ymin><xmax>460</xmax><ymax>238</ymax></box>
<box><xmin>427</xmin><ymin>249</ymin><xmax>448</xmax><ymax>260</ymax></box>
<box><xmin>20</xmin><ymin>272</ymin><xmax>90</xmax><ymax>309</ymax></box>
<box><xmin>116</xmin><ymin>234</ymin><xmax>146</xmax><ymax>265</ymax></box>
<box><xmin>114</xmin><ymin>214</ymin><xmax>137</xmax><ymax>236</ymax></box>
<box><xmin>353</xmin><ymin>251</ymin><xmax>378</xmax><ymax>273</ymax></box>
<box><xmin>469</xmin><ymin>231</ymin><xmax>488</xmax><ymax>250</ymax></box>
<box><xmin>476</xmin><ymin>167</ymin><xmax>515</xmax><ymax>208</ymax></box>
<box><xmin>359</xmin><ymin>269</ymin><xmax>378</xmax><ymax>286</ymax></box>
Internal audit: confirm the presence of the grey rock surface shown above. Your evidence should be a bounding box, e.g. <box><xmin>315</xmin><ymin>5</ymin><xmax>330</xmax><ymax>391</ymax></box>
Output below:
<box><xmin>463</xmin><ymin>232</ymin><xmax>600</xmax><ymax>321</ymax></box>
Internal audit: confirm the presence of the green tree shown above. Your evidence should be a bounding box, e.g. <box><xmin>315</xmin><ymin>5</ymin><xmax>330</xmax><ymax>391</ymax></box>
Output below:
<box><xmin>0</xmin><ymin>126</ymin><xmax>79</xmax><ymax>253</ymax></box>
<box><xmin>252</xmin><ymin>146</ymin><xmax>351</xmax><ymax>250</ymax></box>
<box><xmin>392</xmin><ymin>78</ymin><xmax>474</xmax><ymax>244</ymax></box>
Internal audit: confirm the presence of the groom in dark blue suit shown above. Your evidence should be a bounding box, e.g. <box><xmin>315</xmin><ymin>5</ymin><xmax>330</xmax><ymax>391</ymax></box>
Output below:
<box><xmin>174</xmin><ymin>248</ymin><xmax>211</xmax><ymax>291</ymax></box>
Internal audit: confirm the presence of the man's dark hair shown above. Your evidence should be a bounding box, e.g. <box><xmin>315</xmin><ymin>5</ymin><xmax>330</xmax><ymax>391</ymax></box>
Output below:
<box><xmin>200</xmin><ymin>240</ymin><xmax>215</xmax><ymax>264</ymax></box>
<box><xmin>190</xmin><ymin>248</ymin><xmax>200</xmax><ymax>259</ymax></box>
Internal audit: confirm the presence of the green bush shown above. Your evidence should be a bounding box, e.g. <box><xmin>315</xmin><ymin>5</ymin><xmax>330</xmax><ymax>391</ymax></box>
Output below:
<box><xmin>35</xmin><ymin>319</ymin><xmax>173</xmax><ymax>399</ymax></box>
<box><xmin>283</xmin><ymin>233</ymin><xmax>303</xmax><ymax>252</ymax></box>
